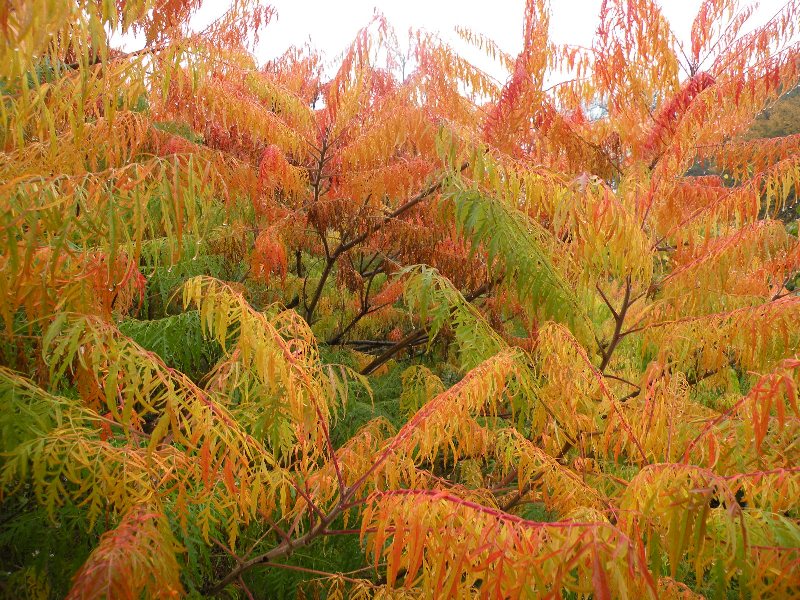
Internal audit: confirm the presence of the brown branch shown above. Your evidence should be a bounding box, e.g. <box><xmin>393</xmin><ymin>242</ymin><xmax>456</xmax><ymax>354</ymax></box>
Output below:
<box><xmin>335</xmin><ymin>163</ymin><xmax>468</xmax><ymax>257</ymax></box>
<box><xmin>209</xmin><ymin>430</ymin><xmax>395</xmax><ymax>594</ymax></box>
<box><xmin>598</xmin><ymin>276</ymin><xmax>633</xmax><ymax>372</ymax></box>
<box><xmin>303</xmin><ymin>255</ymin><xmax>336</xmax><ymax>323</ymax></box>
<box><xmin>250</xmin><ymin>516</ymin><xmax>291</xmax><ymax>554</ymax></box>
<box><xmin>207</xmin><ymin>507</ymin><xmax>341</xmax><ymax>593</ymax></box>
<box><xmin>618</xmin><ymin>388</ymin><xmax>642</xmax><ymax>403</ymax></box>
<box><xmin>602</xmin><ymin>372</ymin><xmax>641</xmax><ymax>390</ymax></box>
<box><xmin>595</xmin><ymin>283</ymin><xmax>619</xmax><ymax>320</ymax></box>
<box><xmin>335</xmin><ymin>338</ymin><xmax>419</xmax><ymax>348</ymax></box>
<box><xmin>771</xmin><ymin>273</ymin><xmax>797</xmax><ymax>301</ymax></box>
<box><xmin>238</xmin><ymin>577</ymin><xmax>256</xmax><ymax>600</ymax></box>
<box><xmin>686</xmin><ymin>363</ymin><xmax>727</xmax><ymax>387</ymax></box>
<box><xmin>360</xmin><ymin>328</ymin><xmax>426</xmax><ymax>375</ymax></box>
<box><xmin>327</xmin><ymin>268</ymin><xmax>383</xmax><ymax>345</ymax></box>
<box><xmin>303</xmin><ymin>166</ymin><xmax>464</xmax><ymax>324</ymax></box>
<box><xmin>301</xmin><ymin>136</ymin><xmax>332</xmax><ymax>321</ymax></box>
<box><xmin>315</xmin><ymin>403</ymin><xmax>345</xmax><ymax>499</ymax></box>
<box><xmin>358</xmin><ymin>276</ymin><xmax>498</xmax><ymax>374</ymax></box>
<box><xmin>491</xmin><ymin>468</ymin><xmax>519</xmax><ymax>492</ymax></box>
<box><xmin>499</xmin><ymin>440</ymin><xmax>573</xmax><ymax>512</ymax></box>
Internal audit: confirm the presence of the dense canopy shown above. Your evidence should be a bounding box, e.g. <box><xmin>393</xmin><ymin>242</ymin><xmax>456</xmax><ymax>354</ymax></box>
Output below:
<box><xmin>1</xmin><ymin>0</ymin><xmax>800</xmax><ymax>598</ymax></box>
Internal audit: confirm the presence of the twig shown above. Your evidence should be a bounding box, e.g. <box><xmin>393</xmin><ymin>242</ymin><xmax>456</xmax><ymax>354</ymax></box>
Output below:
<box><xmin>499</xmin><ymin>440</ymin><xmax>573</xmax><ymax>512</ymax></box>
<box><xmin>598</xmin><ymin>276</ymin><xmax>633</xmax><ymax>372</ymax></box>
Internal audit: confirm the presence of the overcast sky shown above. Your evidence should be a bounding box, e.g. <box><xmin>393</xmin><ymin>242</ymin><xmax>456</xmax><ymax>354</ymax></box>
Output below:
<box><xmin>252</xmin><ymin>1</ymin><xmax>786</xmax><ymax>56</ymax></box>
<box><xmin>123</xmin><ymin>1</ymin><xmax>791</xmax><ymax>80</ymax></box>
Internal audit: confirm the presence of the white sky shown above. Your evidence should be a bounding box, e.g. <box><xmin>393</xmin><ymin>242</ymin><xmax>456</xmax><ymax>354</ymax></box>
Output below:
<box><xmin>248</xmin><ymin>1</ymin><xmax>786</xmax><ymax>58</ymax></box>
<box><xmin>121</xmin><ymin>1</ymin><xmax>792</xmax><ymax>80</ymax></box>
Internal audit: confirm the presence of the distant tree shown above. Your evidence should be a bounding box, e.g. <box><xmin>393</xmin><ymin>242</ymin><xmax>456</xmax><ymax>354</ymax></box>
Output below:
<box><xmin>747</xmin><ymin>84</ymin><xmax>800</xmax><ymax>138</ymax></box>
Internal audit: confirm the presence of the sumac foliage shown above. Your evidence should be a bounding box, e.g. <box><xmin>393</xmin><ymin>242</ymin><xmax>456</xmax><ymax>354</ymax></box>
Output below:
<box><xmin>1</xmin><ymin>0</ymin><xmax>800</xmax><ymax>598</ymax></box>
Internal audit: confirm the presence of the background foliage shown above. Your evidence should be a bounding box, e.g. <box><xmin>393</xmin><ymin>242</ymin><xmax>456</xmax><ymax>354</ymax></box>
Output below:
<box><xmin>1</xmin><ymin>0</ymin><xmax>800</xmax><ymax>598</ymax></box>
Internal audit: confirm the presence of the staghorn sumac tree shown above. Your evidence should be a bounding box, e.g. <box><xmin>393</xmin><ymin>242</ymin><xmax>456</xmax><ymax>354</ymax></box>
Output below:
<box><xmin>1</xmin><ymin>0</ymin><xmax>800</xmax><ymax>598</ymax></box>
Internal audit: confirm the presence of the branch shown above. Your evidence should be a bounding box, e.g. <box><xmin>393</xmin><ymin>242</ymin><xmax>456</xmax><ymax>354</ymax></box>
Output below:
<box><xmin>360</xmin><ymin>328</ymin><xmax>426</xmax><ymax>375</ymax></box>
<box><xmin>595</xmin><ymin>283</ymin><xmax>619</xmax><ymax>320</ymax></box>
<box><xmin>359</xmin><ymin>276</ymin><xmax>499</xmax><ymax>374</ymax></box>
<box><xmin>334</xmin><ymin>339</ymin><xmax>419</xmax><ymax>348</ymax></box>
<box><xmin>301</xmin><ymin>137</ymin><xmax>332</xmax><ymax>321</ymax></box>
<box><xmin>326</xmin><ymin>268</ymin><xmax>384</xmax><ymax>345</ymax></box>
<box><xmin>315</xmin><ymin>403</ymin><xmax>345</xmax><ymax>499</ymax></box>
<box><xmin>499</xmin><ymin>440</ymin><xmax>573</xmax><ymax>512</ymax></box>
<box><xmin>336</xmin><ymin>163</ymin><xmax>468</xmax><ymax>257</ymax></box>
<box><xmin>303</xmin><ymin>256</ymin><xmax>336</xmax><ymax>323</ymax></box>
<box><xmin>62</xmin><ymin>43</ymin><xmax>168</xmax><ymax>70</ymax></box>
<box><xmin>208</xmin><ymin>519</ymin><xmax>334</xmax><ymax>594</ymax></box>
<box><xmin>303</xmin><ymin>166</ymin><xmax>464</xmax><ymax>324</ymax></box>
<box><xmin>598</xmin><ymin>276</ymin><xmax>633</xmax><ymax>372</ymax></box>
<box><xmin>602</xmin><ymin>372</ymin><xmax>641</xmax><ymax>390</ymax></box>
